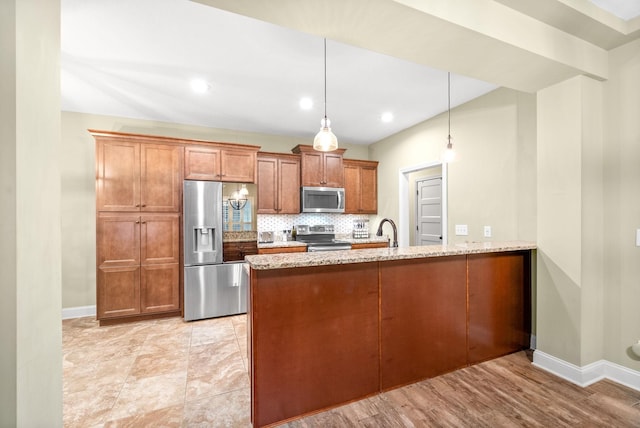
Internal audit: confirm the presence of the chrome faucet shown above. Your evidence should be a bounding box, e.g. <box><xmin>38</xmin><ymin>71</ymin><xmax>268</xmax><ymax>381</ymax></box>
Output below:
<box><xmin>376</xmin><ymin>218</ymin><xmax>398</xmax><ymax>248</ymax></box>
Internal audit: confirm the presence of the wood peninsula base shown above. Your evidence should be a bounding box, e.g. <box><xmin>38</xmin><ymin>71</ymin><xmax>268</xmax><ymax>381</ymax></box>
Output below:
<box><xmin>247</xmin><ymin>244</ymin><xmax>534</xmax><ymax>427</ymax></box>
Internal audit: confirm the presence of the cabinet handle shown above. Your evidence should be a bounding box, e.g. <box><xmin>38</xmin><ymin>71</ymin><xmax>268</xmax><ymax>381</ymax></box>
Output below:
<box><xmin>141</xmin><ymin>204</ymin><xmax>146</xmax><ymax>207</ymax></box>
<box><xmin>141</xmin><ymin>221</ymin><xmax>146</xmax><ymax>224</ymax></box>
<box><xmin>135</xmin><ymin>204</ymin><xmax>140</xmax><ymax>207</ymax></box>
<box><xmin>135</xmin><ymin>220</ymin><xmax>140</xmax><ymax>224</ymax></box>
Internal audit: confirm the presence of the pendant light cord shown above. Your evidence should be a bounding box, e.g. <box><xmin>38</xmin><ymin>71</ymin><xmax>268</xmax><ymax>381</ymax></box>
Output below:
<box><xmin>323</xmin><ymin>38</ymin><xmax>327</xmax><ymax>120</ymax></box>
<box><xmin>447</xmin><ymin>71</ymin><xmax>451</xmax><ymax>141</ymax></box>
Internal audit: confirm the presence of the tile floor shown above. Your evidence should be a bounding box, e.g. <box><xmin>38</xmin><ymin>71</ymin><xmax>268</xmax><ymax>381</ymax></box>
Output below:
<box><xmin>63</xmin><ymin>315</ymin><xmax>640</xmax><ymax>427</ymax></box>
<box><xmin>63</xmin><ymin>315</ymin><xmax>250</xmax><ymax>427</ymax></box>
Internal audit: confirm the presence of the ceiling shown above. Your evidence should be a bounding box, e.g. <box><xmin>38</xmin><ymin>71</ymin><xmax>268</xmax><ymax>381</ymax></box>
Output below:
<box><xmin>60</xmin><ymin>0</ymin><xmax>640</xmax><ymax>146</ymax></box>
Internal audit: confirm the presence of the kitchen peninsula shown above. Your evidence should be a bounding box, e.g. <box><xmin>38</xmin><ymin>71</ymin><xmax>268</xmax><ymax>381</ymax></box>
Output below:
<box><xmin>245</xmin><ymin>241</ymin><xmax>535</xmax><ymax>427</ymax></box>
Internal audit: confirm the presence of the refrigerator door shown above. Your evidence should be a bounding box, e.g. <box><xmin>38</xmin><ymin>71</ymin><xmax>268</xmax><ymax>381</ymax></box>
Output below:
<box><xmin>184</xmin><ymin>263</ymin><xmax>248</xmax><ymax>321</ymax></box>
<box><xmin>184</xmin><ymin>180</ymin><xmax>223</xmax><ymax>266</ymax></box>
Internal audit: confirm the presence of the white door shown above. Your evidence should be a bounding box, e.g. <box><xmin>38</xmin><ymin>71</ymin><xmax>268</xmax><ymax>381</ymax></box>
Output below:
<box><xmin>416</xmin><ymin>176</ymin><xmax>442</xmax><ymax>245</ymax></box>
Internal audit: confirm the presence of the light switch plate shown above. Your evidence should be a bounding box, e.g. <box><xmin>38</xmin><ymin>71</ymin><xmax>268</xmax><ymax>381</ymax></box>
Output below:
<box><xmin>636</xmin><ymin>229</ymin><xmax>640</xmax><ymax>247</ymax></box>
<box><xmin>484</xmin><ymin>226</ymin><xmax>492</xmax><ymax>238</ymax></box>
<box><xmin>455</xmin><ymin>224</ymin><xmax>468</xmax><ymax>236</ymax></box>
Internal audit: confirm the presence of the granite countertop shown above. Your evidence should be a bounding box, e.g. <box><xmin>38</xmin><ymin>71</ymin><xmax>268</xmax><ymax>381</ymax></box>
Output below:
<box><xmin>245</xmin><ymin>241</ymin><xmax>536</xmax><ymax>270</ymax></box>
<box><xmin>223</xmin><ymin>231</ymin><xmax>257</xmax><ymax>243</ymax></box>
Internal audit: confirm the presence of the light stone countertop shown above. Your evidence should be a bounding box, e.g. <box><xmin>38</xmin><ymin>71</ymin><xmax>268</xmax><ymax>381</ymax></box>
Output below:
<box><xmin>245</xmin><ymin>241</ymin><xmax>536</xmax><ymax>270</ymax></box>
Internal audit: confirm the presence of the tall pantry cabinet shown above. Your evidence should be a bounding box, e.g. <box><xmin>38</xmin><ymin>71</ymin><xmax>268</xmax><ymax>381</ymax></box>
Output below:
<box><xmin>93</xmin><ymin>131</ymin><xmax>183</xmax><ymax>324</ymax></box>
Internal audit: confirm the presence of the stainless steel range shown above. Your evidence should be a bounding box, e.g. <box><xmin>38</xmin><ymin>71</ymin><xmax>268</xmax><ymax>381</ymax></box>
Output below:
<box><xmin>295</xmin><ymin>224</ymin><xmax>352</xmax><ymax>252</ymax></box>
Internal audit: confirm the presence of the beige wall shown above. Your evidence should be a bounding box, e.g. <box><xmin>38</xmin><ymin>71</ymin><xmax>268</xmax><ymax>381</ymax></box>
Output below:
<box><xmin>603</xmin><ymin>39</ymin><xmax>640</xmax><ymax>369</ymax></box>
<box><xmin>1</xmin><ymin>0</ymin><xmax>63</xmax><ymax>425</ymax></box>
<box><xmin>536</xmin><ymin>76</ymin><xmax>604</xmax><ymax>366</ymax></box>
<box><xmin>369</xmin><ymin>87</ymin><xmax>537</xmax><ymax>244</ymax></box>
<box><xmin>61</xmin><ymin>112</ymin><xmax>369</xmax><ymax>308</ymax></box>
<box><xmin>536</xmin><ymin>37</ymin><xmax>640</xmax><ymax>372</ymax></box>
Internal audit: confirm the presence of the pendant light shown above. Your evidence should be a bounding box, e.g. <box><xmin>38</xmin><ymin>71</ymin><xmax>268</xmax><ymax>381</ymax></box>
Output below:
<box><xmin>313</xmin><ymin>38</ymin><xmax>338</xmax><ymax>152</ymax></box>
<box><xmin>229</xmin><ymin>184</ymin><xmax>248</xmax><ymax>210</ymax></box>
<box><xmin>442</xmin><ymin>72</ymin><xmax>456</xmax><ymax>163</ymax></box>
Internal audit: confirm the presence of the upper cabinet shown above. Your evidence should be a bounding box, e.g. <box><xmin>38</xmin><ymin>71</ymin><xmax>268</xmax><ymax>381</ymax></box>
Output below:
<box><xmin>257</xmin><ymin>152</ymin><xmax>300</xmax><ymax>214</ymax></box>
<box><xmin>292</xmin><ymin>144</ymin><xmax>346</xmax><ymax>188</ymax></box>
<box><xmin>96</xmin><ymin>138</ymin><xmax>183</xmax><ymax>212</ymax></box>
<box><xmin>184</xmin><ymin>144</ymin><xmax>259</xmax><ymax>183</ymax></box>
<box><xmin>344</xmin><ymin>159</ymin><xmax>378</xmax><ymax>214</ymax></box>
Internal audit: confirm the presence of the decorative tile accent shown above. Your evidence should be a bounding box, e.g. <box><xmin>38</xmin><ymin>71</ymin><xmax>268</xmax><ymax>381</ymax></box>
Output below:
<box><xmin>257</xmin><ymin>214</ymin><xmax>372</xmax><ymax>235</ymax></box>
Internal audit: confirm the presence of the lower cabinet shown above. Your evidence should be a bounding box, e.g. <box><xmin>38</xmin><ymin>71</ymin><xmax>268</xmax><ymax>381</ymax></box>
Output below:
<box><xmin>97</xmin><ymin>212</ymin><xmax>180</xmax><ymax>322</ymax></box>
<box><xmin>468</xmin><ymin>252</ymin><xmax>531</xmax><ymax>364</ymax></box>
<box><xmin>380</xmin><ymin>256</ymin><xmax>468</xmax><ymax>390</ymax></box>
<box><xmin>351</xmin><ymin>241</ymin><xmax>388</xmax><ymax>250</ymax></box>
<box><xmin>223</xmin><ymin>241</ymin><xmax>258</xmax><ymax>261</ymax></box>
<box><xmin>257</xmin><ymin>246</ymin><xmax>307</xmax><ymax>254</ymax></box>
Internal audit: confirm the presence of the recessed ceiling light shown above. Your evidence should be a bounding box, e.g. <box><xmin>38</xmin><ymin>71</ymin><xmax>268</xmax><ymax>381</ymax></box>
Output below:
<box><xmin>190</xmin><ymin>78</ymin><xmax>210</xmax><ymax>94</ymax></box>
<box><xmin>299</xmin><ymin>97</ymin><xmax>313</xmax><ymax>110</ymax></box>
<box><xmin>381</xmin><ymin>112</ymin><xmax>394</xmax><ymax>123</ymax></box>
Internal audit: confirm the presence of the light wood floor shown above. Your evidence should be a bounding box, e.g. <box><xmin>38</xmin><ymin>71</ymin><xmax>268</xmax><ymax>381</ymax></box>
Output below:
<box><xmin>63</xmin><ymin>315</ymin><xmax>640</xmax><ymax>427</ymax></box>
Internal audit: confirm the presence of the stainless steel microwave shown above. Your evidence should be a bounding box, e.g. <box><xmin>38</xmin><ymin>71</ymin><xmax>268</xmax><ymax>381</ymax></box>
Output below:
<box><xmin>300</xmin><ymin>186</ymin><xmax>345</xmax><ymax>213</ymax></box>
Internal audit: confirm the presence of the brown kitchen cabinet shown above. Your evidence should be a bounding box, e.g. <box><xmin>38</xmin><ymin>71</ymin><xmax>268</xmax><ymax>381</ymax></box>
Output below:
<box><xmin>380</xmin><ymin>256</ymin><xmax>468</xmax><ymax>390</ymax></box>
<box><xmin>351</xmin><ymin>241</ymin><xmax>388</xmax><ymax>250</ymax></box>
<box><xmin>344</xmin><ymin>159</ymin><xmax>378</xmax><ymax>214</ymax></box>
<box><xmin>292</xmin><ymin>144</ymin><xmax>345</xmax><ymax>187</ymax></box>
<box><xmin>184</xmin><ymin>144</ymin><xmax>259</xmax><ymax>183</ymax></box>
<box><xmin>96</xmin><ymin>212</ymin><xmax>180</xmax><ymax>321</ymax></box>
<box><xmin>257</xmin><ymin>152</ymin><xmax>300</xmax><ymax>214</ymax></box>
<box><xmin>223</xmin><ymin>241</ymin><xmax>258</xmax><ymax>261</ymax></box>
<box><xmin>250</xmin><ymin>262</ymin><xmax>379</xmax><ymax>427</ymax></box>
<box><xmin>96</xmin><ymin>140</ymin><xmax>183</xmax><ymax>212</ymax></box>
<box><xmin>257</xmin><ymin>246</ymin><xmax>307</xmax><ymax>254</ymax></box>
<box><xmin>467</xmin><ymin>251</ymin><xmax>531</xmax><ymax>364</ymax></box>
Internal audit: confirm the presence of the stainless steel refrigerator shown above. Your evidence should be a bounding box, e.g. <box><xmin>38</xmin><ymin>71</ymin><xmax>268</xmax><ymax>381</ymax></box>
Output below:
<box><xmin>183</xmin><ymin>180</ymin><xmax>248</xmax><ymax>321</ymax></box>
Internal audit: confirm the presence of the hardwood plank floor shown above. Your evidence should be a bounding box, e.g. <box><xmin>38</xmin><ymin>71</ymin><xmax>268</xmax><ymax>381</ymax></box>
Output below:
<box><xmin>62</xmin><ymin>315</ymin><xmax>640</xmax><ymax>427</ymax></box>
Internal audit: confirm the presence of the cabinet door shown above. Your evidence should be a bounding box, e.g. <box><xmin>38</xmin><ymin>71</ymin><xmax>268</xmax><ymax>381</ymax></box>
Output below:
<box><xmin>278</xmin><ymin>157</ymin><xmax>300</xmax><ymax>213</ymax></box>
<box><xmin>323</xmin><ymin>152</ymin><xmax>344</xmax><ymax>187</ymax></box>
<box><xmin>343</xmin><ymin>163</ymin><xmax>361</xmax><ymax>214</ymax></box>
<box><xmin>468</xmin><ymin>252</ymin><xmax>530</xmax><ymax>364</ymax></box>
<box><xmin>300</xmin><ymin>151</ymin><xmax>324</xmax><ymax>187</ymax></box>
<box><xmin>257</xmin><ymin>156</ymin><xmax>278</xmax><ymax>213</ymax></box>
<box><xmin>97</xmin><ymin>213</ymin><xmax>141</xmax><ymax>267</ymax></box>
<box><xmin>140</xmin><ymin>214</ymin><xmax>180</xmax><ymax>265</ymax></box>
<box><xmin>380</xmin><ymin>256</ymin><xmax>467</xmax><ymax>390</ymax></box>
<box><xmin>359</xmin><ymin>165</ymin><xmax>377</xmax><ymax>213</ymax></box>
<box><xmin>140</xmin><ymin>144</ymin><xmax>183</xmax><ymax>212</ymax></box>
<box><xmin>221</xmin><ymin>149</ymin><xmax>256</xmax><ymax>182</ymax></box>
<box><xmin>96</xmin><ymin>141</ymin><xmax>140</xmax><ymax>211</ymax></box>
<box><xmin>97</xmin><ymin>266</ymin><xmax>141</xmax><ymax>319</ymax></box>
<box><xmin>184</xmin><ymin>146</ymin><xmax>221</xmax><ymax>180</ymax></box>
<box><xmin>140</xmin><ymin>263</ymin><xmax>180</xmax><ymax>313</ymax></box>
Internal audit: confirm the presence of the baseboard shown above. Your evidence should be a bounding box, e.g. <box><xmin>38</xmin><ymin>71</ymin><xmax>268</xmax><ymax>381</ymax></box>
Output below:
<box><xmin>62</xmin><ymin>305</ymin><xmax>96</xmax><ymax>320</ymax></box>
<box><xmin>533</xmin><ymin>350</ymin><xmax>640</xmax><ymax>392</ymax></box>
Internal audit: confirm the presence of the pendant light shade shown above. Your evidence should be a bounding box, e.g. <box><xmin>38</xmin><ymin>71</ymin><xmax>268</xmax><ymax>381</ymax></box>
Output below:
<box><xmin>442</xmin><ymin>71</ymin><xmax>456</xmax><ymax>163</ymax></box>
<box><xmin>313</xmin><ymin>38</ymin><xmax>338</xmax><ymax>152</ymax></box>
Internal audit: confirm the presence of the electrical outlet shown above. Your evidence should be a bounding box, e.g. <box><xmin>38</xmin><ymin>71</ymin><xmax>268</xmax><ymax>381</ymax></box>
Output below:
<box><xmin>484</xmin><ymin>226</ymin><xmax>492</xmax><ymax>238</ymax></box>
<box><xmin>455</xmin><ymin>224</ymin><xmax>468</xmax><ymax>236</ymax></box>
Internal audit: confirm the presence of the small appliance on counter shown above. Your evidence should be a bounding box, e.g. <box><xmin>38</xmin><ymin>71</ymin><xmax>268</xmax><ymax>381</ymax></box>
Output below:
<box><xmin>183</xmin><ymin>180</ymin><xmax>248</xmax><ymax>321</ymax></box>
<box><xmin>258</xmin><ymin>231</ymin><xmax>274</xmax><ymax>243</ymax></box>
<box><xmin>295</xmin><ymin>224</ymin><xmax>352</xmax><ymax>252</ymax></box>
<box><xmin>352</xmin><ymin>219</ymin><xmax>369</xmax><ymax>239</ymax></box>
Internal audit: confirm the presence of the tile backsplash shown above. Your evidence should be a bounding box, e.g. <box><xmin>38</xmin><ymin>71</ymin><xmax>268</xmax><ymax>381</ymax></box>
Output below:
<box><xmin>258</xmin><ymin>214</ymin><xmax>371</xmax><ymax>235</ymax></box>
